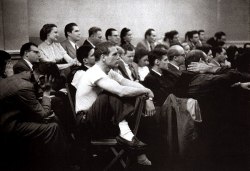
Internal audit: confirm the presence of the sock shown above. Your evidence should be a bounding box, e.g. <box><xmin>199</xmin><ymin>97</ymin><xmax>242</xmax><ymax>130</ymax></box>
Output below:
<box><xmin>118</xmin><ymin>120</ymin><xmax>134</xmax><ymax>141</ymax></box>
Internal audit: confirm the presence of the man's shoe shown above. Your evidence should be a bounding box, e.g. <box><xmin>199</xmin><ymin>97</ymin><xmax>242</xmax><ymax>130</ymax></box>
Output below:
<box><xmin>116</xmin><ymin>136</ymin><xmax>147</xmax><ymax>150</ymax></box>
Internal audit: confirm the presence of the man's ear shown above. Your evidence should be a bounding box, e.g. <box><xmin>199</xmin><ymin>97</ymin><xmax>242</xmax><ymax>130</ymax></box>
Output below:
<box><xmin>83</xmin><ymin>58</ymin><xmax>87</xmax><ymax>64</ymax></box>
<box><xmin>155</xmin><ymin>59</ymin><xmax>160</xmax><ymax>65</ymax></box>
<box><xmin>101</xmin><ymin>54</ymin><xmax>105</xmax><ymax>62</ymax></box>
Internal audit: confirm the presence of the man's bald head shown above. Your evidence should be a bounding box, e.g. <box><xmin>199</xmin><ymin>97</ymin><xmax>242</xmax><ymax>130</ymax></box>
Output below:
<box><xmin>167</xmin><ymin>45</ymin><xmax>185</xmax><ymax>61</ymax></box>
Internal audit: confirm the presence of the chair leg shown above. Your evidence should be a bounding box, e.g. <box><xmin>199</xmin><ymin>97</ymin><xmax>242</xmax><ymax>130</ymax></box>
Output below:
<box><xmin>110</xmin><ymin>147</ymin><xmax>126</xmax><ymax>168</ymax></box>
<box><xmin>104</xmin><ymin>148</ymin><xmax>125</xmax><ymax>171</ymax></box>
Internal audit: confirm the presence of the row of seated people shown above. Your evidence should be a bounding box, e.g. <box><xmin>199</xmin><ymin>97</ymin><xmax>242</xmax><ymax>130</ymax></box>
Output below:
<box><xmin>1</xmin><ymin>24</ymin><xmax>250</xmax><ymax>170</ymax></box>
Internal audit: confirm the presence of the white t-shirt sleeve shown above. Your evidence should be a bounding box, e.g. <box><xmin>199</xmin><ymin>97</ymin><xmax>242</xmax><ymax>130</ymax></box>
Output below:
<box><xmin>89</xmin><ymin>65</ymin><xmax>108</xmax><ymax>85</ymax></box>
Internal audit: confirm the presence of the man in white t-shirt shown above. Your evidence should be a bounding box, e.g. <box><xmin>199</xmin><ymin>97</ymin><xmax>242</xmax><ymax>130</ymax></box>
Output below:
<box><xmin>75</xmin><ymin>42</ymin><xmax>155</xmax><ymax>152</ymax></box>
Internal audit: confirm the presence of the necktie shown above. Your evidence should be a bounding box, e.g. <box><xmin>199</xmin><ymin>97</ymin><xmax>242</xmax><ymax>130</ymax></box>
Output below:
<box><xmin>129</xmin><ymin>64</ymin><xmax>136</xmax><ymax>80</ymax></box>
<box><xmin>150</xmin><ymin>44</ymin><xmax>154</xmax><ymax>51</ymax></box>
<box><xmin>75</xmin><ymin>44</ymin><xmax>78</xmax><ymax>50</ymax></box>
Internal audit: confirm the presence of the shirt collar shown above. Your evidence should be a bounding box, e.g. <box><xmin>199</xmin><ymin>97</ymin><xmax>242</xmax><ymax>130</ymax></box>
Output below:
<box><xmin>151</xmin><ymin>69</ymin><xmax>162</xmax><ymax>76</ymax></box>
<box><xmin>169</xmin><ymin>62</ymin><xmax>180</xmax><ymax>70</ymax></box>
<box><xmin>87</xmin><ymin>39</ymin><xmax>95</xmax><ymax>48</ymax></box>
<box><xmin>69</xmin><ymin>40</ymin><xmax>78</xmax><ymax>49</ymax></box>
<box><xmin>23</xmin><ymin>58</ymin><xmax>33</xmax><ymax>70</ymax></box>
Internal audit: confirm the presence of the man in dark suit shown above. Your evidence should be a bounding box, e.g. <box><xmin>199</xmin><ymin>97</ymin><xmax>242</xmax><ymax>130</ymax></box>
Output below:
<box><xmin>105</xmin><ymin>28</ymin><xmax>119</xmax><ymax>45</ymax></box>
<box><xmin>13</xmin><ymin>42</ymin><xmax>40</xmax><ymax>74</ymax></box>
<box><xmin>83</xmin><ymin>26</ymin><xmax>103</xmax><ymax>48</ymax></box>
<box><xmin>61</xmin><ymin>23</ymin><xmax>81</xmax><ymax>59</ymax></box>
<box><xmin>143</xmin><ymin>49</ymin><xmax>169</xmax><ymax>106</ymax></box>
<box><xmin>206</xmin><ymin>31</ymin><xmax>226</xmax><ymax>48</ymax></box>
<box><xmin>118</xmin><ymin>44</ymin><xmax>140</xmax><ymax>81</ymax></box>
<box><xmin>0</xmin><ymin>63</ymin><xmax>66</xmax><ymax>170</ymax></box>
<box><xmin>136</xmin><ymin>28</ymin><xmax>157</xmax><ymax>51</ymax></box>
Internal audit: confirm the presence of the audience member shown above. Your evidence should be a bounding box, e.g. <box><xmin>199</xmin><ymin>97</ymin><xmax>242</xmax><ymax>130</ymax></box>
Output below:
<box><xmin>134</xmin><ymin>48</ymin><xmax>150</xmax><ymax>81</ymax></box>
<box><xmin>198</xmin><ymin>29</ymin><xmax>206</xmax><ymax>44</ymax></box>
<box><xmin>117</xmin><ymin>44</ymin><xmax>139</xmax><ymax>81</ymax></box>
<box><xmin>210</xmin><ymin>46</ymin><xmax>230</xmax><ymax>67</ymax></box>
<box><xmin>0</xmin><ymin>63</ymin><xmax>67</xmax><ymax>170</ymax></box>
<box><xmin>13</xmin><ymin>42</ymin><xmax>40</xmax><ymax>74</ymax></box>
<box><xmin>61</xmin><ymin>23</ymin><xmax>81</xmax><ymax>59</ymax></box>
<box><xmin>38</xmin><ymin>24</ymin><xmax>78</xmax><ymax>70</ymax></box>
<box><xmin>187</xmin><ymin>30</ymin><xmax>202</xmax><ymax>50</ymax></box>
<box><xmin>158</xmin><ymin>30</ymin><xmax>179</xmax><ymax>48</ymax></box>
<box><xmin>120</xmin><ymin>27</ymin><xmax>134</xmax><ymax>47</ymax></box>
<box><xmin>71</xmin><ymin>45</ymin><xmax>95</xmax><ymax>87</ymax></box>
<box><xmin>167</xmin><ymin>45</ymin><xmax>186</xmax><ymax>72</ymax></box>
<box><xmin>143</xmin><ymin>49</ymin><xmax>169</xmax><ymax>106</ymax></box>
<box><xmin>75</xmin><ymin>42</ymin><xmax>155</xmax><ymax>165</ymax></box>
<box><xmin>136</xmin><ymin>28</ymin><xmax>157</xmax><ymax>51</ymax></box>
<box><xmin>83</xmin><ymin>26</ymin><xmax>103</xmax><ymax>48</ymax></box>
<box><xmin>207</xmin><ymin>31</ymin><xmax>226</xmax><ymax>48</ymax></box>
<box><xmin>105</xmin><ymin>28</ymin><xmax>119</xmax><ymax>45</ymax></box>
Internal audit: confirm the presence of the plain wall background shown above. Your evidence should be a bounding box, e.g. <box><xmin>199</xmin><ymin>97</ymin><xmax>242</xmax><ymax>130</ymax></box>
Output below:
<box><xmin>1</xmin><ymin>0</ymin><xmax>250</xmax><ymax>50</ymax></box>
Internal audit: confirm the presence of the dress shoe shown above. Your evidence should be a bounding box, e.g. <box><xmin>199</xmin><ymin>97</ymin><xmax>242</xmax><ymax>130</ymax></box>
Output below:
<box><xmin>116</xmin><ymin>136</ymin><xmax>147</xmax><ymax>150</ymax></box>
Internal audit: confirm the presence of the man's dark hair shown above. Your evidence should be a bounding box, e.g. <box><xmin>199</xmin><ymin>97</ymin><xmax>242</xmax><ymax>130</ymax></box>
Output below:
<box><xmin>198</xmin><ymin>29</ymin><xmax>205</xmax><ymax>35</ymax></box>
<box><xmin>121</xmin><ymin>43</ymin><xmax>135</xmax><ymax>54</ymax></box>
<box><xmin>144</xmin><ymin>28</ymin><xmax>155</xmax><ymax>39</ymax></box>
<box><xmin>154</xmin><ymin>44</ymin><xmax>169</xmax><ymax>50</ymax></box>
<box><xmin>148</xmin><ymin>49</ymin><xmax>168</xmax><ymax>67</ymax></box>
<box><xmin>20</xmin><ymin>42</ymin><xmax>38</xmax><ymax>57</ymax></box>
<box><xmin>189</xmin><ymin>30</ymin><xmax>199</xmax><ymax>41</ymax></box>
<box><xmin>214</xmin><ymin>31</ymin><xmax>226</xmax><ymax>40</ymax></box>
<box><xmin>64</xmin><ymin>23</ymin><xmax>78</xmax><ymax>38</ymax></box>
<box><xmin>105</xmin><ymin>28</ymin><xmax>117</xmax><ymax>40</ymax></box>
<box><xmin>77</xmin><ymin>45</ymin><xmax>94</xmax><ymax>64</ymax></box>
<box><xmin>212</xmin><ymin>46</ymin><xmax>223</xmax><ymax>57</ymax></box>
<box><xmin>185</xmin><ymin>50</ymin><xmax>207</xmax><ymax>68</ymax></box>
<box><xmin>40</xmin><ymin>24</ymin><xmax>57</xmax><ymax>41</ymax></box>
<box><xmin>166</xmin><ymin>30</ymin><xmax>178</xmax><ymax>41</ymax></box>
<box><xmin>120</xmin><ymin>27</ymin><xmax>131</xmax><ymax>45</ymax></box>
<box><xmin>89</xmin><ymin>27</ymin><xmax>102</xmax><ymax>37</ymax></box>
<box><xmin>134</xmin><ymin>48</ymin><xmax>149</xmax><ymax>63</ymax></box>
<box><xmin>94</xmin><ymin>42</ymin><xmax>116</xmax><ymax>61</ymax></box>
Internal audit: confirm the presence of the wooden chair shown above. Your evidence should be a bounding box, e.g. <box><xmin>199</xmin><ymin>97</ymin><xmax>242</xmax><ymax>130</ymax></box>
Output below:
<box><xmin>65</xmin><ymin>82</ymin><xmax>146</xmax><ymax>170</ymax></box>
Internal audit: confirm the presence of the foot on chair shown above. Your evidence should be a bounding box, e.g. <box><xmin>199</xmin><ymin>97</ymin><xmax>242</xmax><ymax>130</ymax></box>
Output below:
<box><xmin>116</xmin><ymin>136</ymin><xmax>147</xmax><ymax>150</ymax></box>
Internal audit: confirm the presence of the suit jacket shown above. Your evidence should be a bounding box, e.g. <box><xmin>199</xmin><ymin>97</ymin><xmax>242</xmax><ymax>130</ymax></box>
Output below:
<box><xmin>0</xmin><ymin>72</ymin><xmax>51</xmax><ymax>131</ymax></box>
<box><xmin>83</xmin><ymin>39</ymin><xmax>95</xmax><ymax>48</ymax></box>
<box><xmin>60</xmin><ymin>39</ymin><xmax>77</xmax><ymax>59</ymax></box>
<box><xmin>143</xmin><ymin>70</ymin><xmax>171</xmax><ymax>106</ymax></box>
<box><xmin>13</xmin><ymin>59</ymin><xmax>32</xmax><ymax>74</ymax></box>
<box><xmin>136</xmin><ymin>39</ymin><xmax>155</xmax><ymax>51</ymax></box>
<box><xmin>117</xmin><ymin>61</ymin><xmax>139</xmax><ymax>81</ymax></box>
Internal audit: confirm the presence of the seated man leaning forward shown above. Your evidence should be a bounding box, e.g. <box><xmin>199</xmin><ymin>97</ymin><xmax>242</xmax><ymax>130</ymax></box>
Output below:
<box><xmin>75</xmin><ymin>42</ymin><xmax>155</xmax><ymax>149</ymax></box>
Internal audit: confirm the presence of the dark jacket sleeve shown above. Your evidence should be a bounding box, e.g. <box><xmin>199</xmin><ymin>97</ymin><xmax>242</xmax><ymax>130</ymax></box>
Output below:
<box><xmin>17</xmin><ymin>87</ymin><xmax>51</xmax><ymax>120</ymax></box>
